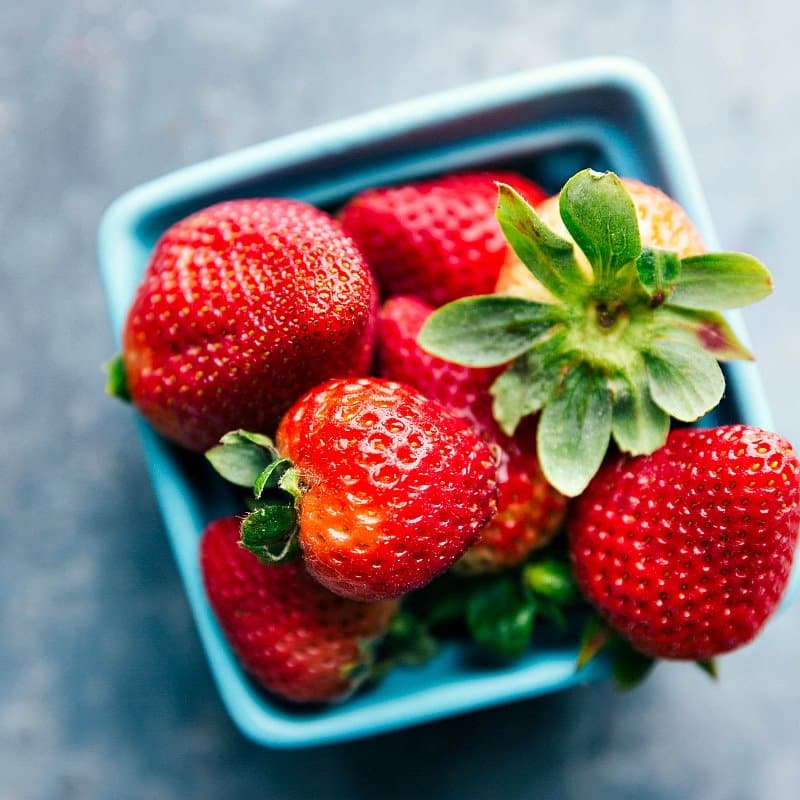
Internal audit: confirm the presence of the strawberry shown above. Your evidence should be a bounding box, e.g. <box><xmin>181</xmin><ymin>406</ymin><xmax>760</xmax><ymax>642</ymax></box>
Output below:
<box><xmin>420</xmin><ymin>169</ymin><xmax>772</xmax><ymax>496</ymax></box>
<box><xmin>110</xmin><ymin>198</ymin><xmax>377</xmax><ymax>451</ymax></box>
<box><xmin>496</xmin><ymin>177</ymin><xmax>707</xmax><ymax>300</ymax></box>
<box><xmin>200</xmin><ymin>516</ymin><xmax>398</xmax><ymax>703</ymax></box>
<box><xmin>340</xmin><ymin>171</ymin><xmax>547</xmax><ymax>306</ymax></box>
<box><xmin>378</xmin><ymin>295</ymin><xmax>566</xmax><ymax>573</ymax></box>
<box><xmin>569</xmin><ymin>425</ymin><xmax>800</xmax><ymax>660</ymax></box>
<box><xmin>206</xmin><ymin>377</ymin><xmax>499</xmax><ymax>601</ymax></box>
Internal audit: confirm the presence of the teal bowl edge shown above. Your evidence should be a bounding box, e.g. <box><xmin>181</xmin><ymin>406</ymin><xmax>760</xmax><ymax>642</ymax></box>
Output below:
<box><xmin>97</xmin><ymin>56</ymin><xmax>794</xmax><ymax>749</ymax></box>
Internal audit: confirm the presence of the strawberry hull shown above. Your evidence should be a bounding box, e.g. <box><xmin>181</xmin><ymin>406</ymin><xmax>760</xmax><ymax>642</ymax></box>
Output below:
<box><xmin>98</xmin><ymin>57</ymin><xmax>791</xmax><ymax>748</ymax></box>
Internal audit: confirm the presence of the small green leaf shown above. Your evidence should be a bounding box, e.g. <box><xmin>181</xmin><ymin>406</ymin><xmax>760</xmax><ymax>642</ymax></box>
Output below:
<box><xmin>537</xmin><ymin>363</ymin><xmax>613</xmax><ymax>497</ymax></box>
<box><xmin>466</xmin><ymin>577</ymin><xmax>536</xmax><ymax>660</ymax></box>
<box><xmin>636</xmin><ymin>248</ymin><xmax>681</xmax><ymax>302</ymax></box>
<box><xmin>559</xmin><ymin>169</ymin><xmax>642</xmax><ymax>285</ymax></box>
<box><xmin>206</xmin><ymin>430</ymin><xmax>281</xmax><ymax>488</ymax></box>
<box><xmin>670</xmin><ymin>252</ymin><xmax>773</xmax><ymax>309</ymax></box>
<box><xmin>418</xmin><ymin>295</ymin><xmax>566</xmax><ymax>367</ymax></box>
<box><xmin>278</xmin><ymin>466</ymin><xmax>303</xmax><ymax>502</ymax></box>
<box><xmin>496</xmin><ymin>183</ymin><xmax>590</xmax><ymax>302</ymax></box>
<box><xmin>611</xmin><ymin>640</ymin><xmax>655</xmax><ymax>690</ymax></box>
<box><xmin>205</xmin><ymin>444</ymin><xmax>272</xmax><ymax>488</ymax></box>
<box><xmin>105</xmin><ymin>354</ymin><xmax>131</xmax><ymax>402</ymax></box>
<box><xmin>535</xmin><ymin>598</ymin><xmax>569</xmax><ymax>632</ymax></box>
<box><xmin>253</xmin><ymin>458</ymin><xmax>293</xmax><ymax>498</ymax></box>
<box><xmin>610</xmin><ymin>363</ymin><xmax>670</xmax><ymax>456</ymax></box>
<box><xmin>654</xmin><ymin>306</ymin><xmax>753</xmax><ymax>361</ymax></box>
<box><xmin>522</xmin><ymin>559</ymin><xmax>579</xmax><ymax>604</ymax></box>
<box><xmin>410</xmin><ymin>573</ymin><xmax>478</xmax><ymax>627</ymax></box>
<box><xmin>241</xmin><ymin>502</ymin><xmax>297</xmax><ymax>545</ymax></box>
<box><xmin>644</xmin><ymin>339</ymin><xmax>725</xmax><ymax>422</ymax></box>
<box><xmin>576</xmin><ymin>614</ymin><xmax>612</xmax><ymax>671</ymax></box>
<box><xmin>696</xmin><ymin>659</ymin><xmax>719</xmax><ymax>680</ymax></box>
<box><xmin>220</xmin><ymin>430</ymin><xmax>277</xmax><ymax>451</ymax></box>
<box><xmin>240</xmin><ymin>502</ymin><xmax>299</xmax><ymax>563</ymax></box>
<box><xmin>382</xmin><ymin>612</ymin><xmax>440</xmax><ymax>667</ymax></box>
<box><xmin>490</xmin><ymin>329</ymin><xmax>570</xmax><ymax>435</ymax></box>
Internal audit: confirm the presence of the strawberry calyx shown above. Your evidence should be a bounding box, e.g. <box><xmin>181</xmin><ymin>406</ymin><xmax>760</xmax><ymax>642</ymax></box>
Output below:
<box><xmin>105</xmin><ymin>353</ymin><xmax>131</xmax><ymax>402</ymax></box>
<box><xmin>340</xmin><ymin>611</ymin><xmax>440</xmax><ymax>688</ymax></box>
<box><xmin>575</xmin><ymin>614</ymin><xmax>718</xmax><ymax>689</ymax></box>
<box><xmin>410</xmin><ymin>556</ymin><xmax>581</xmax><ymax>660</ymax></box>
<box><xmin>418</xmin><ymin>169</ymin><xmax>773</xmax><ymax>496</ymax></box>
<box><xmin>576</xmin><ymin>614</ymin><xmax>655</xmax><ymax>689</ymax></box>
<box><xmin>206</xmin><ymin>430</ymin><xmax>302</xmax><ymax>563</ymax></box>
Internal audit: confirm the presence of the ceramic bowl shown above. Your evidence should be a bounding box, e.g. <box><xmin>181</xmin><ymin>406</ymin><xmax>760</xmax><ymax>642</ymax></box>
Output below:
<box><xmin>98</xmin><ymin>57</ymin><xmax>785</xmax><ymax>748</ymax></box>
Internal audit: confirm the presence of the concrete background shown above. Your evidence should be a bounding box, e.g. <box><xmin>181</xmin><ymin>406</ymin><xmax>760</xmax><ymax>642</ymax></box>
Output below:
<box><xmin>2</xmin><ymin>1</ymin><xmax>799</xmax><ymax>798</ymax></box>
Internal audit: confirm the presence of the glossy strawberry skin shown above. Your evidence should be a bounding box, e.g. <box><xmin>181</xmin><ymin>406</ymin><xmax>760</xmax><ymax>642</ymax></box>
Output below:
<box><xmin>569</xmin><ymin>425</ymin><xmax>800</xmax><ymax>660</ymax></box>
<box><xmin>276</xmin><ymin>377</ymin><xmax>499</xmax><ymax>600</ymax></box>
<box><xmin>122</xmin><ymin>199</ymin><xmax>377</xmax><ymax>452</ymax></box>
<box><xmin>378</xmin><ymin>296</ymin><xmax>566</xmax><ymax>573</ymax></box>
<box><xmin>340</xmin><ymin>172</ymin><xmax>547</xmax><ymax>307</ymax></box>
<box><xmin>201</xmin><ymin>516</ymin><xmax>398</xmax><ymax>704</ymax></box>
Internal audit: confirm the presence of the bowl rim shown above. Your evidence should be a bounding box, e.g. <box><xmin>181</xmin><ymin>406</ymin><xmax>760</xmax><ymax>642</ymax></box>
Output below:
<box><xmin>97</xmin><ymin>56</ymin><xmax>784</xmax><ymax>748</ymax></box>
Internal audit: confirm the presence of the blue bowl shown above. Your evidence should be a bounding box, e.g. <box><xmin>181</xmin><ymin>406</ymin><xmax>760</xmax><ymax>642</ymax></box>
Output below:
<box><xmin>98</xmin><ymin>56</ymin><xmax>788</xmax><ymax>748</ymax></box>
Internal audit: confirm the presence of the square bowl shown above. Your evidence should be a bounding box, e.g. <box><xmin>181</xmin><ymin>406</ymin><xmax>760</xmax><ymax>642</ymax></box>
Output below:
<box><xmin>98</xmin><ymin>56</ymin><xmax>788</xmax><ymax>748</ymax></box>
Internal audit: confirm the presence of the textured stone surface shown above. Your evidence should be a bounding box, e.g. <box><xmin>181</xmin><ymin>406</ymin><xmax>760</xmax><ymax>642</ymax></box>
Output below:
<box><xmin>2</xmin><ymin>2</ymin><xmax>799</xmax><ymax>798</ymax></box>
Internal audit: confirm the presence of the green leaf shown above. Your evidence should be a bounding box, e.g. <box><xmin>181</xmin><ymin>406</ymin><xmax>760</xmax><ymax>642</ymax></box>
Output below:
<box><xmin>611</xmin><ymin>640</ymin><xmax>656</xmax><ymax>690</ymax></box>
<box><xmin>418</xmin><ymin>295</ymin><xmax>566</xmax><ymax>367</ymax></box>
<box><xmin>559</xmin><ymin>169</ymin><xmax>642</xmax><ymax>285</ymax></box>
<box><xmin>105</xmin><ymin>354</ymin><xmax>131</xmax><ymax>402</ymax></box>
<box><xmin>381</xmin><ymin>612</ymin><xmax>440</xmax><ymax>667</ymax></box>
<box><xmin>206</xmin><ymin>430</ymin><xmax>280</xmax><ymax>488</ymax></box>
<box><xmin>696</xmin><ymin>659</ymin><xmax>719</xmax><ymax>680</ymax></box>
<box><xmin>241</xmin><ymin>502</ymin><xmax>297</xmax><ymax>545</ymax></box>
<box><xmin>537</xmin><ymin>363</ymin><xmax>613</xmax><ymax>497</ymax></box>
<box><xmin>410</xmin><ymin>573</ymin><xmax>478</xmax><ymax>628</ymax></box>
<box><xmin>654</xmin><ymin>306</ymin><xmax>753</xmax><ymax>361</ymax></box>
<box><xmin>240</xmin><ymin>501</ymin><xmax>299</xmax><ymax>563</ymax></box>
<box><xmin>496</xmin><ymin>183</ymin><xmax>590</xmax><ymax>302</ymax></box>
<box><xmin>522</xmin><ymin>559</ymin><xmax>579</xmax><ymax>604</ymax></box>
<box><xmin>644</xmin><ymin>339</ymin><xmax>725</xmax><ymax>422</ymax></box>
<box><xmin>636</xmin><ymin>248</ymin><xmax>681</xmax><ymax>302</ymax></box>
<box><xmin>220</xmin><ymin>430</ymin><xmax>277</xmax><ymax>450</ymax></box>
<box><xmin>610</xmin><ymin>362</ymin><xmax>670</xmax><ymax>456</ymax></box>
<box><xmin>535</xmin><ymin>598</ymin><xmax>569</xmax><ymax>632</ymax></box>
<box><xmin>466</xmin><ymin>577</ymin><xmax>536</xmax><ymax>660</ymax></box>
<box><xmin>489</xmin><ymin>329</ymin><xmax>570</xmax><ymax>435</ymax></box>
<box><xmin>253</xmin><ymin>458</ymin><xmax>293</xmax><ymax>498</ymax></box>
<box><xmin>576</xmin><ymin>614</ymin><xmax>612</xmax><ymax>671</ymax></box>
<box><xmin>206</xmin><ymin>444</ymin><xmax>273</xmax><ymax>488</ymax></box>
<box><xmin>670</xmin><ymin>252</ymin><xmax>773</xmax><ymax>309</ymax></box>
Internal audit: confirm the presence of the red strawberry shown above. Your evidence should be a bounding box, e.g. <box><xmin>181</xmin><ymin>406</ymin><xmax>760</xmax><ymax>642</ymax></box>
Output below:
<box><xmin>340</xmin><ymin>172</ymin><xmax>547</xmax><ymax>306</ymax></box>
<box><xmin>115</xmin><ymin>198</ymin><xmax>377</xmax><ymax>451</ymax></box>
<box><xmin>207</xmin><ymin>377</ymin><xmax>499</xmax><ymax>601</ymax></box>
<box><xmin>200</xmin><ymin>516</ymin><xmax>398</xmax><ymax>703</ymax></box>
<box><xmin>569</xmin><ymin>425</ymin><xmax>800</xmax><ymax>660</ymax></box>
<box><xmin>378</xmin><ymin>295</ymin><xmax>566</xmax><ymax>572</ymax></box>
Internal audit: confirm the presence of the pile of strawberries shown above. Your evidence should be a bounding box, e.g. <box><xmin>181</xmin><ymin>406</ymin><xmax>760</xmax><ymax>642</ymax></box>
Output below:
<box><xmin>110</xmin><ymin>167</ymin><xmax>800</xmax><ymax>703</ymax></box>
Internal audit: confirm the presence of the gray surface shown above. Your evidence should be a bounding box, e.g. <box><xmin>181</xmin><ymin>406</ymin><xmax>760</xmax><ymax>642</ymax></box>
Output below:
<box><xmin>2</xmin><ymin>1</ymin><xmax>799</xmax><ymax>798</ymax></box>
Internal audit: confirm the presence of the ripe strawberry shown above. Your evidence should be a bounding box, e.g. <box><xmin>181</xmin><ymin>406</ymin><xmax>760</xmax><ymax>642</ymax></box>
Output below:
<box><xmin>340</xmin><ymin>171</ymin><xmax>547</xmax><ymax>306</ymax></box>
<box><xmin>496</xmin><ymin>177</ymin><xmax>706</xmax><ymax>300</ymax></box>
<box><xmin>420</xmin><ymin>170</ymin><xmax>772</xmax><ymax>496</ymax></box>
<box><xmin>569</xmin><ymin>425</ymin><xmax>800</xmax><ymax>660</ymax></box>
<box><xmin>200</xmin><ymin>516</ymin><xmax>398</xmax><ymax>703</ymax></box>
<box><xmin>113</xmin><ymin>198</ymin><xmax>377</xmax><ymax>451</ymax></box>
<box><xmin>378</xmin><ymin>295</ymin><xmax>566</xmax><ymax>572</ymax></box>
<box><xmin>207</xmin><ymin>377</ymin><xmax>499</xmax><ymax>601</ymax></box>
